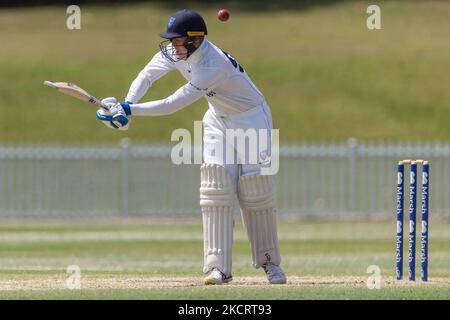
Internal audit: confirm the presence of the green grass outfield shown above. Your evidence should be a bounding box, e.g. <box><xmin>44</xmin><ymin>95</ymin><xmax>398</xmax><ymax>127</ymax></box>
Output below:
<box><xmin>0</xmin><ymin>219</ymin><xmax>448</xmax><ymax>299</ymax></box>
<box><xmin>1</xmin><ymin>1</ymin><xmax>450</xmax><ymax>144</ymax></box>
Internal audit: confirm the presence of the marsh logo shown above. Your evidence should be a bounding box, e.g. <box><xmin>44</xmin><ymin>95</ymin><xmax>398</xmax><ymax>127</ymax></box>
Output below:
<box><xmin>410</xmin><ymin>171</ymin><xmax>416</xmax><ymax>185</ymax></box>
<box><xmin>422</xmin><ymin>172</ymin><xmax>428</xmax><ymax>185</ymax></box>
<box><xmin>397</xmin><ymin>221</ymin><xmax>402</xmax><ymax>234</ymax></box>
<box><xmin>397</xmin><ymin>172</ymin><xmax>403</xmax><ymax>185</ymax></box>
<box><xmin>410</xmin><ymin>221</ymin><xmax>415</xmax><ymax>233</ymax></box>
<box><xmin>168</xmin><ymin>17</ymin><xmax>176</xmax><ymax>27</ymax></box>
<box><xmin>422</xmin><ymin>221</ymin><xmax>427</xmax><ymax>233</ymax></box>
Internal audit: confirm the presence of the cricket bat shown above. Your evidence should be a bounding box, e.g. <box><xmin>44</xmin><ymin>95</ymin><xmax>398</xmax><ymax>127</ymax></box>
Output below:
<box><xmin>43</xmin><ymin>81</ymin><xmax>109</xmax><ymax>111</ymax></box>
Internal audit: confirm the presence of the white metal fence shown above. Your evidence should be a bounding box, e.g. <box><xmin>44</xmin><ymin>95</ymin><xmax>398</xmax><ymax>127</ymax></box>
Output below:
<box><xmin>1</xmin><ymin>139</ymin><xmax>450</xmax><ymax>220</ymax></box>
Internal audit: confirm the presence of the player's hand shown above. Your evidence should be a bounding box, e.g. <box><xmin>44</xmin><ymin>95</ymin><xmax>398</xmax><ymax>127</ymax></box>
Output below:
<box><xmin>96</xmin><ymin>97</ymin><xmax>125</xmax><ymax>130</ymax></box>
<box><xmin>101</xmin><ymin>97</ymin><xmax>118</xmax><ymax>110</ymax></box>
<box><xmin>110</xmin><ymin>101</ymin><xmax>132</xmax><ymax>130</ymax></box>
<box><xmin>96</xmin><ymin>98</ymin><xmax>132</xmax><ymax>131</ymax></box>
<box><xmin>96</xmin><ymin>97</ymin><xmax>119</xmax><ymax>129</ymax></box>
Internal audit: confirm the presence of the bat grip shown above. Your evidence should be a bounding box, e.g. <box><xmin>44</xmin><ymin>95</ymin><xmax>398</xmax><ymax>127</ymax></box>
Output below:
<box><xmin>99</xmin><ymin>101</ymin><xmax>110</xmax><ymax>111</ymax></box>
<box><xmin>93</xmin><ymin>98</ymin><xmax>110</xmax><ymax>111</ymax></box>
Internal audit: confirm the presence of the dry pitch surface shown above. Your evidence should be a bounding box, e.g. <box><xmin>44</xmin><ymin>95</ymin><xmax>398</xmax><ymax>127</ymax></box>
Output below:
<box><xmin>1</xmin><ymin>275</ymin><xmax>449</xmax><ymax>291</ymax></box>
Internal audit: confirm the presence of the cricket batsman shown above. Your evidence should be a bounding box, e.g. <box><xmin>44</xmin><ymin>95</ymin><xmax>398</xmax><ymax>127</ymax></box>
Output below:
<box><xmin>96</xmin><ymin>9</ymin><xmax>286</xmax><ymax>285</ymax></box>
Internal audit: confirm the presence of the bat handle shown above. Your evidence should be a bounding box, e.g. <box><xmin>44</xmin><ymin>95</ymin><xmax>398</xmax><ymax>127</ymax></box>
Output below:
<box><xmin>99</xmin><ymin>101</ymin><xmax>110</xmax><ymax>111</ymax></box>
<box><xmin>91</xmin><ymin>97</ymin><xmax>110</xmax><ymax>111</ymax></box>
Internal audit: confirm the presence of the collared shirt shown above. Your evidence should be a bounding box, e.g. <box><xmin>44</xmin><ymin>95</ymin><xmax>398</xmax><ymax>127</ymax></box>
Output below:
<box><xmin>125</xmin><ymin>39</ymin><xmax>266</xmax><ymax>117</ymax></box>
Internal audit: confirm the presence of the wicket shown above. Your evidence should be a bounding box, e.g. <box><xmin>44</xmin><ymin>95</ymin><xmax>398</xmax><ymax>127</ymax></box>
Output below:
<box><xmin>395</xmin><ymin>159</ymin><xmax>429</xmax><ymax>281</ymax></box>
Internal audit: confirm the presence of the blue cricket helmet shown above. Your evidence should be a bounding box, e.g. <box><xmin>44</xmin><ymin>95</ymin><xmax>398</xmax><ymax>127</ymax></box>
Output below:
<box><xmin>160</xmin><ymin>9</ymin><xmax>208</xmax><ymax>39</ymax></box>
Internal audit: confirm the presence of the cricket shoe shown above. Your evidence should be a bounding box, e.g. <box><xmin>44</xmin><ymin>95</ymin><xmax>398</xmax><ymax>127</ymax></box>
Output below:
<box><xmin>263</xmin><ymin>262</ymin><xmax>287</xmax><ymax>284</ymax></box>
<box><xmin>203</xmin><ymin>268</ymin><xmax>233</xmax><ymax>285</ymax></box>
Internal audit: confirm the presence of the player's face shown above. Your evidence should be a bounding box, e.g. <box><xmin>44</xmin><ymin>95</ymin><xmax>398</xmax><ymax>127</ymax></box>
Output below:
<box><xmin>171</xmin><ymin>37</ymin><xmax>188</xmax><ymax>59</ymax></box>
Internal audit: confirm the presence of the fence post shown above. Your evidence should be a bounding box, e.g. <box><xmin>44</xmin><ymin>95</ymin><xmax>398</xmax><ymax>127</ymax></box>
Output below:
<box><xmin>347</xmin><ymin>137</ymin><xmax>358</xmax><ymax>216</ymax></box>
<box><xmin>120</xmin><ymin>138</ymin><xmax>131</xmax><ymax>216</ymax></box>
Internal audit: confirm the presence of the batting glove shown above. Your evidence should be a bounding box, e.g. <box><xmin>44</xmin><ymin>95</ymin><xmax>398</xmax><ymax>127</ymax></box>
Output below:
<box><xmin>96</xmin><ymin>97</ymin><xmax>118</xmax><ymax>130</ymax></box>
<box><xmin>110</xmin><ymin>101</ymin><xmax>132</xmax><ymax>130</ymax></box>
<box><xmin>96</xmin><ymin>97</ymin><xmax>132</xmax><ymax>131</ymax></box>
<box><xmin>101</xmin><ymin>97</ymin><xmax>118</xmax><ymax>110</ymax></box>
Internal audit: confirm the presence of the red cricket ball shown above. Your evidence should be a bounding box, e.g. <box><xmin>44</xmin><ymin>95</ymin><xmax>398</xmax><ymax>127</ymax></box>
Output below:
<box><xmin>217</xmin><ymin>8</ymin><xmax>230</xmax><ymax>22</ymax></box>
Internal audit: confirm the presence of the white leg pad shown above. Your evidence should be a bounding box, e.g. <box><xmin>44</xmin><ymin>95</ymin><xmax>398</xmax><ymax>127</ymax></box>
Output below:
<box><xmin>238</xmin><ymin>174</ymin><xmax>281</xmax><ymax>268</ymax></box>
<box><xmin>200</xmin><ymin>164</ymin><xmax>235</xmax><ymax>276</ymax></box>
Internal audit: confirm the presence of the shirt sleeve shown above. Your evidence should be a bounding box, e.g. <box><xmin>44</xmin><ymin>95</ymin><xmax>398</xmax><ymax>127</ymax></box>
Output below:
<box><xmin>130</xmin><ymin>82</ymin><xmax>206</xmax><ymax>116</ymax></box>
<box><xmin>130</xmin><ymin>66</ymin><xmax>227</xmax><ymax>116</ymax></box>
<box><xmin>125</xmin><ymin>51</ymin><xmax>176</xmax><ymax>103</ymax></box>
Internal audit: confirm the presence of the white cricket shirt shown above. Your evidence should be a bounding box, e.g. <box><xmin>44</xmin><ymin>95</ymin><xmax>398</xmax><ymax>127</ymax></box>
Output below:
<box><xmin>125</xmin><ymin>39</ymin><xmax>266</xmax><ymax>117</ymax></box>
